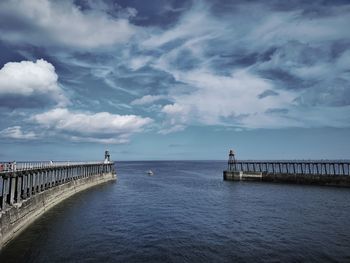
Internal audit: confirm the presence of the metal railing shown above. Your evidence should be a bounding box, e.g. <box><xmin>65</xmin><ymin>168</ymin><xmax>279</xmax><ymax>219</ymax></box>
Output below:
<box><xmin>0</xmin><ymin>161</ymin><xmax>107</xmax><ymax>173</ymax></box>
<box><xmin>0</xmin><ymin>162</ymin><xmax>115</xmax><ymax>211</ymax></box>
<box><xmin>227</xmin><ymin>160</ymin><xmax>350</xmax><ymax>176</ymax></box>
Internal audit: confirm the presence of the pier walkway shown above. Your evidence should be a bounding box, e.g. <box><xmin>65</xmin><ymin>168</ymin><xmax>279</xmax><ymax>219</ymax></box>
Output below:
<box><xmin>0</xmin><ymin>161</ymin><xmax>115</xmax><ymax>212</ymax></box>
<box><xmin>0</xmin><ymin>157</ymin><xmax>116</xmax><ymax>249</ymax></box>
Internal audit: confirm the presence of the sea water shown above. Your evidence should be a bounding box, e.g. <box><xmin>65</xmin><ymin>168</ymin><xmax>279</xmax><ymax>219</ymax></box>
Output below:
<box><xmin>1</xmin><ymin>161</ymin><xmax>350</xmax><ymax>262</ymax></box>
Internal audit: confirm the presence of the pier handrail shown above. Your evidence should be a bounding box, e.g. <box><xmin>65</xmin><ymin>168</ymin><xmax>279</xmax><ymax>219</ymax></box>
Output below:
<box><xmin>233</xmin><ymin>160</ymin><xmax>350</xmax><ymax>163</ymax></box>
<box><xmin>0</xmin><ymin>159</ymin><xmax>116</xmax><ymax>248</ymax></box>
<box><xmin>0</xmin><ymin>161</ymin><xmax>111</xmax><ymax>174</ymax></box>
<box><xmin>227</xmin><ymin>160</ymin><xmax>350</xmax><ymax>176</ymax></box>
<box><xmin>0</xmin><ymin>161</ymin><xmax>116</xmax><ymax>212</ymax></box>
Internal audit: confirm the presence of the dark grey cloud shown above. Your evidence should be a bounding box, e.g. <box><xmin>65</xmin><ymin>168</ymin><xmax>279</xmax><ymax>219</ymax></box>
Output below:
<box><xmin>210</xmin><ymin>0</ymin><xmax>350</xmax><ymax>15</ymax></box>
<box><xmin>0</xmin><ymin>0</ymin><xmax>136</xmax><ymax>49</ymax></box>
<box><xmin>0</xmin><ymin>95</ymin><xmax>58</xmax><ymax>109</ymax></box>
<box><xmin>0</xmin><ymin>41</ymin><xmax>27</xmax><ymax>66</ymax></box>
<box><xmin>258</xmin><ymin>90</ymin><xmax>279</xmax><ymax>99</ymax></box>
<box><xmin>111</xmin><ymin>0</ymin><xmax>191</xmax><ymax>27</ymax></box>
<box><xmin>265</xmin><ymin>108</ymin><xmax>289</xmax><ymax>114</ymax></box>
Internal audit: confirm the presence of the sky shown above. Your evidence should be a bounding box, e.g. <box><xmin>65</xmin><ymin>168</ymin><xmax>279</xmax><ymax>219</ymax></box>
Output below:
<box><xmin>0</xmin><ymin>0</ymin><xmax>350</xmax><ymax>161</ymax></box>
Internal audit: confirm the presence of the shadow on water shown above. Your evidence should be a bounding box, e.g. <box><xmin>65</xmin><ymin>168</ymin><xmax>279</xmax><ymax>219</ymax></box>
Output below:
<box><xmin>1</xmin><ymin>161</ymin><xmax>350</xmax><ymax>262</ymax></box>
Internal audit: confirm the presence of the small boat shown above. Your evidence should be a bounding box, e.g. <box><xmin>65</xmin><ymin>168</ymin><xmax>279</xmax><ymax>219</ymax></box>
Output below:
<box><xmin>147</xmin><ymin>170</ymin><xmax>154</xmax><ymax>176</ymax></box>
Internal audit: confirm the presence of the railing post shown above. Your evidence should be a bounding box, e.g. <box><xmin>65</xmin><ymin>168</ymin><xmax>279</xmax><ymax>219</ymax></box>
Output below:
<box><xmin>9</xmin><ymin>175</ymin><xmax>16</xmax><ymax>205</ymax></box>
<box><xmin>53</xmin><ymin>169</ymin><xmax>56</xmax><ymax>185</ymax></box>
<box><xmin>27</xmin><ymin>173</ymin><xmax>31</xmax><ymax>198</ymax></box>
<box><xmin>22</xmin><ymin>173</ymin><xmax>27</xmax><ymax>199</ymax></box>
<box><xmin>57</xmin><ymin>169</ymin><xmax>61</xmax><ymax>184</ymax></box>
<box><xmin>16</xmin><ymin>175</ymin><xmax>22</xmax><ymax>203</ymax></box>
<box><xmin>37</xmin><ymin>171</ymin><xmax>42</xmax><ymax>193</ymax></box>
<box><xmin>34</xmin><ymin>171</ymin><xmax>38</xmax><ymax>194</ymax></box>
<box><xmin>49</xmin><ymin>169</ymin><xmax>53</xmax><ymax>187</ymax></box>
<box><xmin>41</xmin><ymin>171</ymin><xmax>45</xmax><ymax>191</ymax></box>
<box><xmin>43</xmin><ymin>170</ymin><xmax>47</xmax><ymax>190</ymax></box>
<box><xmin>56</xmin><ymin>169</ymin><xmax>59</xmax><ymax>184</ymax></box>
<box><xmin>31</xmin><ymin>171</ymin><xmax>36</xmax><ymax>195</ymax></box>
<box><xmin>310</xmin><ymin>163</ymin><xmax>314</xmax><ymax>175</ymax></box>
<box><xmin>1</xmin><ymin>176</ymin><xmax>9</xmax><ymax>210</ymax></box>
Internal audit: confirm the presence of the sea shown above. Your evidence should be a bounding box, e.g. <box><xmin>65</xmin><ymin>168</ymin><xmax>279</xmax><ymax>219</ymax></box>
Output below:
<box><xmin>1</xmin><ymin>161</ymin><xmax>350</xmax><ymax>262</ymax></box>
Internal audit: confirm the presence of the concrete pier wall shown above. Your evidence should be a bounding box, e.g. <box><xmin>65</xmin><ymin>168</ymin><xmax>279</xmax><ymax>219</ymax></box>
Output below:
<box><xmin>223</xmin><ymin>171</ymin><xmax>263</xmax><ymax>181</ymax></box>
<box><xmin>223</xmin><ymin>171</ymin><xmax>350</xmax><ymax>187</ymax></box>
<box><xmin>0</xmin><ymin>164</ymin><xmax>116</xmax><ymax>250</ymax></box>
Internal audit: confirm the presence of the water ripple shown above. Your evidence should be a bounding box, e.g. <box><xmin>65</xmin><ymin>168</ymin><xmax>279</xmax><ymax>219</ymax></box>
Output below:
<box><xmin>1</xmin><ymin>161</ymin><xmax>350</xmax><ymax>262</ymax></box>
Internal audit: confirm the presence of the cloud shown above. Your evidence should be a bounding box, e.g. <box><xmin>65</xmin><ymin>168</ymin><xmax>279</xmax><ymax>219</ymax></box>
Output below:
<box><xmin>0</xmin><ymin>0</ymin><xmax>136</xmax><ymax>48</ymax></box>
<box><xmin>128</xmin><ymin>56</ymin><xmax>152</xmax><ymax>71</ymax></box>
<box><xmin>0</xmin><ymin>59</ymin><xmax>68</xmax><ymax>108</ymax></box>
<box><xmin>32</xmin><ymin>108</ymin><xmax>153</xmax><ymax>144</ymax></box>
<box><xmin>160</xmin><ymin>69</ymin><xmax>298</xmax><ymax>129</ymax></box>
<box><xmin>159</xmin><ymin>124</ymin><xmax>186</xmax><ymax>135</ymax></box>
<box><xmin>258</xmin><ymin>90</ymin><xmax>279</xmax><ymax>99</ymax></box>
<box><xmin>131</xmin><ymin>95</ymin><xmax>168</xmax><ymax>105</ymax></box>
<box><xmin>142</xmin><ymin>1</ymin><xmax>217</xmax><ymax>49</ymax></box>
<box><xmin>1</xmin><ymin>0</ymin><xmax>350</xmax><ymax>139</ymax></box>
<box><xmin>133</xmin><ymin>1</ymin><xmax>350</xmax><ymax>131</ymax></box>
<box><xmin>0</xmin><ymin>126</ymin><xmax>37</xmax><ymax>140</ymax></box>
<box><xmin>69</xmin><ymin>135</ymin><xmax>129</xmax><ymax>144</ymax></box>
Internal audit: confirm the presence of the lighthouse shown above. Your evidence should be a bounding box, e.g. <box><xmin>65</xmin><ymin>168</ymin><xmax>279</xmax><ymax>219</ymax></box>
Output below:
<box><xmin>227</xmin><ymin>150</ymin><xmax>236</xmax><ymax>171</ymax></box>
<box><xmin>104</xmin><ymin>150</ymin><xmax>110</xmax><ymax>164</ymax></box>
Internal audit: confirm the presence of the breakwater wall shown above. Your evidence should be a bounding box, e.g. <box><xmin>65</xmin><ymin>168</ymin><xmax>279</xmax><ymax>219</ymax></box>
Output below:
<box><xmin>0</xmin><ymin>162</ymin><xmax>116</xmax><ymax>249</ymax></box>
<box><xmin>223</xmin><ymin>161</ymin><xmax>350</xmax><ymax>187</ymax></box>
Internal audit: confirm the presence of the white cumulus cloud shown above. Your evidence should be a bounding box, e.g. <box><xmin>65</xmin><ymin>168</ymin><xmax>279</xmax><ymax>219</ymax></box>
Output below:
<box><xmin>0</xmin><ymin>59</ymin><xmax>67</xmax><ymax>107</ymax></box>
<box><xmin>32</xmin><ymin>108</ymin><xmax>153</xmax><ymax>144</ymax></box>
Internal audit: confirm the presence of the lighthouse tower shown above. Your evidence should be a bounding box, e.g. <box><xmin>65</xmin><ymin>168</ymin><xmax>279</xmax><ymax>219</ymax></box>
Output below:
<box><xmin>104</xmin><ymin>150</ymin><xmax>111</xmax><ymax>164</ymax></box>
<box><xmin>228</xmin><ymin>150</ymin><xmax>236</xmax><ymax>171</ymax></box>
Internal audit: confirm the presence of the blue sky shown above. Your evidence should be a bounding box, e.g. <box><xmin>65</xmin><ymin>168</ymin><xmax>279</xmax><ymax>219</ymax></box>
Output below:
<box><xmin>0</xmin><ymin>0</ymin><xmax>350</xmax><ymax>161</ymax></box>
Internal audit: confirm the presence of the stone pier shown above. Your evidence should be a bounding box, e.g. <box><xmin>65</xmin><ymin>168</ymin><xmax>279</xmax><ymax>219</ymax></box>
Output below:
<box><xmin>0</xmin><ymin>161</ymin><xmax>116</xmax><ymax>249</ymax></box>
<box><xmin>223</xmin><ymin>161</ymin><xmax>350</xmax><ymax>187</ymax></box>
